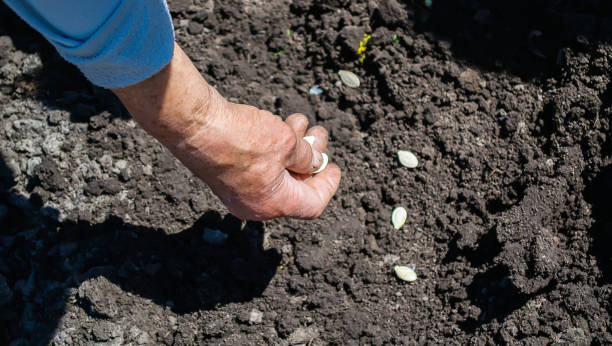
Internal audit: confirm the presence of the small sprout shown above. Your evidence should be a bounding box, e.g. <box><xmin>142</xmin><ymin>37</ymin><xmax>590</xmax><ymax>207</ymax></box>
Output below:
<box><xmin>391</xmin><ymin>206</ymin><xmax>407</xmax><ymax>230</ymax></box>
<box><xmin>394</xmin><ymin>265</ymin><xmax>417</xmax><ymax>282</ymax></box>
<box><xmin>392</xmin><ymin>34</ymin><xmax>399</xmax><ymax>45</ymax></box>
<box><xmin>274</xmin><ymin>28</ymin><xmax>292</xmax><ymax>56</ymax></box>
<box><xmin>397</xmin><ymin>150</ymin><xmax>418</xmax><ymax>168</ymax></box>
<box><xmin>338</xmin><ymin>70</ymin><xmax>360</xmax><ymax>88</ymax></box>
<box><xmin>309</xmin><ymin>85</ymin><xmax>324</xmax><ymax>95</ymax></box>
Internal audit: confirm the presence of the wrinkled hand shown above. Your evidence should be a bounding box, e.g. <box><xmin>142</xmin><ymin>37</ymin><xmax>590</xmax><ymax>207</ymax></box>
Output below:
<box><xmin>113</xmin><ymin>43</ymin><xmax>340</xmax><ymax>220</ymax></box>
<box><xmin>176</xmin><ymin>98</ymin><xmax>341</xmax><ymax>220</ymax></box>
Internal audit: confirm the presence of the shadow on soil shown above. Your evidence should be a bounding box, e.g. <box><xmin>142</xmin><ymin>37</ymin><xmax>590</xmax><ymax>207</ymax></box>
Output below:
<box><xmin>408</xmin><ymin>0</ymin><xmax>612</xmax><ymax>79</ymax></box>
<box><xmin>0</xmin><ymin>153</ymin><xmax>280</xmax><ymax>344</ymax></box>
<box><xmin>0</xmin><ymin>3</ymin><xmax>126</xmax><ymax>124</ymax></box>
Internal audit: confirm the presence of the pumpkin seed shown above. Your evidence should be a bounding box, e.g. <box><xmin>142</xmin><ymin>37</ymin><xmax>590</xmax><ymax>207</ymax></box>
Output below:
<box><xmin>398</xmin><ymin>150</ymin><xmax>418</xmax><ymax>168</ymax></box>
<box><xmin>394</xmin><ymin>265</ymin><xmax>417</xmax><ymax>282</ymax></box>
<box><xmin>303</xmin><ymin>136</ymin><xmax>315</xmax><ymax>146</ymax></box>
<box><xmin>309</xmin><ymin>85</ymin><xmax>324</xmax><ymax>95</ymax></box>
<box><xmin>338</xmin><ymin>70</ymin><xmax>360</xmax><ymax>88</ymax></box>
<box><xmin>391</xmin><ymin>206</ymin><xmax>407</xmax><ymax>230</ymax></box>
<box><xmin>303</xmin><ymin>136</ymin><xmax>328</xmax><ymax>174</ymax></box>
<box><xmin>313</xmin><ymin>153</ymin><xmax>328</xmax><ymax>174</ymax></box>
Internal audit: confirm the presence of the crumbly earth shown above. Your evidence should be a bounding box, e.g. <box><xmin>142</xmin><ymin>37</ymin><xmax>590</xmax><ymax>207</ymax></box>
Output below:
<box><xmin>1</xmin><ymin>0</ymin><xmax>611</xmax><ymax>345</ymax></box>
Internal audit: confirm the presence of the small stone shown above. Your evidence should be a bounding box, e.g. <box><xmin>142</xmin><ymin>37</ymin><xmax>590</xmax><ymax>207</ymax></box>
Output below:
<box><xmin>202</xmin><ymin>228</ymin><xmax>228</xmax><ymax>245</ymax></box>
<box><xmin>394</xmin><ymin>265</ymin><xmax>417</xmax><ymax>282</ymax></box>
<box><xmin>42</xmin><ymin>133</ymin><xmax>64</xmax><ymax>156</ymax></box>
<box><xmin>188</xmin><ymin>21</ymin><xmax>203</xmax><ymax>35</ymax></box>
<box><xmin>77</xmin><ymin>277</ymin><xmax>120</xmax><ymax>318</ymax></box>
<box><xmin>52</xmin><ymin>330</ymin><xmax>73</xmax><ymax>346</ymax></box>
<box><xmin>383</xmin><ymin>254</ymin><xmax>400</xmax><ymax>265</ymax></box>
<box><xmin>338</xmin><ymin>70</ymin><xmax>360</xmax><ymax>88</ymax></box>
<box><xmin>391</xmin><ymin>206</ymin><xmax>407</xmax><ymax>230</ymax></box>
<box><xmin>248</xmin><ymin>308</ymin><xmax>263</xmax><ymax>324</ymax></box>
<box><xmin>397</xmin><ymin>150</ymin><xmax>418</xmax><ymax>168</ymax></box>
<box><xmin>113</xmin><ymin>159</ymin><xmax>128</xmax><ymax>172</ymax></box>
<box><xmin>287</xmin><ymin>326</ymin><xmax>319</xmax><ymax>345</ymax></box>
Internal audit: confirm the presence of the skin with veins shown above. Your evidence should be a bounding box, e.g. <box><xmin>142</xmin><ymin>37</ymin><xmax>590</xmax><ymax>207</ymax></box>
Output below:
<box><xmin>112</xmin><ymin>42</ymin><xmax>341</xmax><ymax>220</ymax></box>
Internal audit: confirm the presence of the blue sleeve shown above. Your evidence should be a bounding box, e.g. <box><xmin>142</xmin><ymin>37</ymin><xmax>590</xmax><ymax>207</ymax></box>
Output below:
<box><xmin>3</xmin><ymin>0</ymin><xmax>175</xmax><ymax>89</ymax></box>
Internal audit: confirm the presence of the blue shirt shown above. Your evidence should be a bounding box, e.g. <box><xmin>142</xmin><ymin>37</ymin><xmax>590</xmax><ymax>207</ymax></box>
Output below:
<box><xmin>3</xmin><ymin>0</ymin><xmax>175</xmax><ymax>88</ymax></box>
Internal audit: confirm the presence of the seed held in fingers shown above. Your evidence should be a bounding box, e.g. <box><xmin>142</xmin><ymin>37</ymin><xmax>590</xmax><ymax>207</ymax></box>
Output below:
<box><xmin>313</xmin><ymin>153</ymin><xmax>328</xmax><ymax>174</ymax></box>
<box><xmin>303</xmin><ymin>136</ymin><xmax>315</xmax><ymax>146</ymax></box>
<box><xmin>394</xmin><ymin>265</ymin><xmax>417</xmax><ymax>282</ymax></box>
<box><xmin>398</xmin><ymin>150</ymin><xmax>418</xmax><ymax>168</ymax></box>
<box><xmin>391</xmin><ymin>206</ymin><xmax>407</xmax><ymax>230</ymax></box>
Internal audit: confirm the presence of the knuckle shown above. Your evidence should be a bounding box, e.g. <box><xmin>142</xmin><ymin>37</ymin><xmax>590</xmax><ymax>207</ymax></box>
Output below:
<box><xmin>280</xmin><ymin>128</ymin><xmax>298</xmax><ymax>151</ymax></box>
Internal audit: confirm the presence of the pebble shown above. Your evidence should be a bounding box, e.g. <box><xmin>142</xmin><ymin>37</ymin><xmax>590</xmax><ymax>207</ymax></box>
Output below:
<box><xmin>394</xmin><ymin>265</ymin><xmax>417</xmax><ymax>282</ymax></box>
<box><xmin>249</xmin><ymin>308</ymin><xmax>263</xmax><ymax>324</ymax></box>
<box><xmin>383</xmin><ymin>254</ymin><xmax>400</xmax><ymax>265</ymax></box>
<box><xmin>338</xmin><ymin>70</ymin><xmax>360</xmax><ymax>88</ymax></box>
<box><xmin>287</xmin><ymin>326</ymin><xmax>320</xmax><ymax>345</ymax></box>
<box><xmin>397</xmin><ymin>150</ymin><xmax>418</xmax><ymax>168</ymax></box>
<box><xmin>391</xmin><ymin>206</ymin><xmax>407</xmax><ymax>230</ymax></box>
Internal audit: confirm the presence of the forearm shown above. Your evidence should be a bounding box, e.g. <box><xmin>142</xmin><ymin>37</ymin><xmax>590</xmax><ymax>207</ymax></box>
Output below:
<box><xmin>112</xmin><ymin>43</ymin><xmax>224</xmax><ymax>151</ymax></box>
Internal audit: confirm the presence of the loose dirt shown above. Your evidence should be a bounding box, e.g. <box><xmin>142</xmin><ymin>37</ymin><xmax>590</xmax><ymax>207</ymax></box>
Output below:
<box><xmin>0</xmin><ymin>0</ymin><xmax>610</xmax><ymax>344</ymax></box>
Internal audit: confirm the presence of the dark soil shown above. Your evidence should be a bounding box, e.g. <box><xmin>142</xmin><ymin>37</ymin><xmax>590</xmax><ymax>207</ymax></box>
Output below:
<box><xmin>1</xmin><ymin>0</ymin><xmax>611</xmax><ymax>344</ymax></box>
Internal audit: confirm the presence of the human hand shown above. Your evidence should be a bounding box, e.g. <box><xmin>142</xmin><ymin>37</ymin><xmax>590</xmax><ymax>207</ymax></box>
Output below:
<box><xmin>176</xmin><ymin>100</ymin><xmax>341</xmax><ymax>220</ymax></box>
<box><xmin>113</xmin><ymin>43</ymin><xmax>341</xmax><ymax>220</ymax></box>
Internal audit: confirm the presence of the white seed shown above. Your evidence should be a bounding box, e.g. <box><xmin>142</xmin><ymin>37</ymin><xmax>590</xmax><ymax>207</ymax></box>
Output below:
<box><xmin>397</xmin><ymin>150</ymin><xmax>418</xmax><ymax>168</ymax></box>
<box><xmin>338</xmin><ymin>70</ymin><xmax>360</xmax><ymax>88</ymax></box>
<box><xmin>303</xmin><ymin>136</ymin><xmax>315</xmax><ymax>146</ymax></box>
<box><xmin>309</xmin><ymin>85</ymin><xmax>324</xmax><ymax>95</ymax></box>
<box><xmin>391</xmin><ymin>206</ymin><xmax>407</xmax><ymax>230</ymax></box>
<box><xmin>394</xmin><ymin>265</ymin><xmax>417</xmax><ymax>282</ymax></box>
<box><xmin>313</xmin><ymin>153</ymin><xmax>328</xmax><ymax>174</ymax></box>
<box><xmin>304</xmin><ymin>136</ymin><xmax>329</xmax><ymax>174</ymax></box>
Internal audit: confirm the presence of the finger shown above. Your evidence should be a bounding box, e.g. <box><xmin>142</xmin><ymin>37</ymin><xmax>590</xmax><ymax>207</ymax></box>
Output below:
<box><xmin>285</xmin><ymin>113</ymin><xmax>309</xmax><ymax>137</ymax></box>
<box><xmin>286</xmin><ymin>135</ymin><xmax>323</xmax><ymax>174</ymax></box>
<box><xmin>304</xmin><ymin>125</ymin><xmax>328</xmax><ymax>153</ymax></box>
<box><xmin>280</xmin><ymin>163</ymin><xmax>342</xmax><ymax>219</ymax></box>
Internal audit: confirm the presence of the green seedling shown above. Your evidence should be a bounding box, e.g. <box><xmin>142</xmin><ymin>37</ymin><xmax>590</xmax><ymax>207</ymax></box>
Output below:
<box><xmin>392</xmin><ymin>34</ymin><xmax>399</xmax><ymax>45</ymax></box>
<box><xmin>274</xmin><ymin>28</ymin><xmax>292</xmax><ymax>56</ymax></box>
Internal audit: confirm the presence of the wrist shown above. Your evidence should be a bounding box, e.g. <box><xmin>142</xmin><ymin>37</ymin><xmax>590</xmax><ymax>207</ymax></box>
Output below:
<box><xmin>112</xmin><ymin>42</ymin><xmax>225</xmax><ymax>150</ymax></box>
